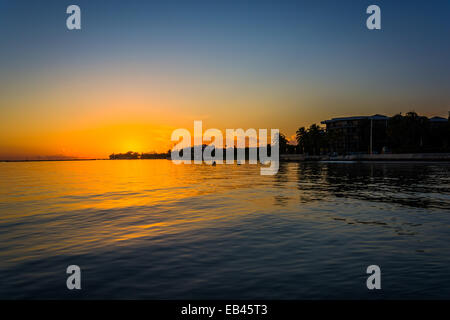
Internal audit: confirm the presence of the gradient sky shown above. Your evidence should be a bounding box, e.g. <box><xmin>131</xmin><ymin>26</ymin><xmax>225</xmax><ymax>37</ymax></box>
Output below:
<box><xmin>1</xmin><ymin>0</ymin><xmax>449</xmax><ymax>159</ymax></box>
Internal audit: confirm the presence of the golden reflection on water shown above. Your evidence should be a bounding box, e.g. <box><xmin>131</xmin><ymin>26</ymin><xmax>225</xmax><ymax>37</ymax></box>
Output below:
<box><xmin>1</xmin><ymin>160</ymin><xmax>450</xmax><ymax>299</ymax></box>
<box><xmin>0</xmin><ymin>160</ymin><xmax>449</xmax><ymax>269</ymax></box>
<box><xmin>0</xmin><ymin>160</ymin><xmax>274</xmax><ymax>265</ymax></box>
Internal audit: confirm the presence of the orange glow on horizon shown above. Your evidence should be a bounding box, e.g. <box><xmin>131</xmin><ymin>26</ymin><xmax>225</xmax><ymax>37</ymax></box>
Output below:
<box><xmin>1</xmin><ymin>59</ymin><xmax>448</xmax><ymax>160</ymax></box>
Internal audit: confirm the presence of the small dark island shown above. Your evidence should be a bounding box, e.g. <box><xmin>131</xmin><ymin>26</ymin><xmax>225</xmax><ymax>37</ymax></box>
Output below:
<box><xmin>109</xmin><ymin>151</ymin><xmax>170</xmax><ymax>160</ymax></box>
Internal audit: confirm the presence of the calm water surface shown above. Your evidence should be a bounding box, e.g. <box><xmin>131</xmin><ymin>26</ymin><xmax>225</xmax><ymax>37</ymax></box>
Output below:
<box><xmin>0</xmin><ymin>160</ymin><xmax>449</xmax><ymax>299</ymax></box>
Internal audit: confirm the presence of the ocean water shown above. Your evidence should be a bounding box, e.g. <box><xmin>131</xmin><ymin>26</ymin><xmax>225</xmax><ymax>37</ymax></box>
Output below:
<box><xmin>0</xmin><ymin>160</ymin><xmax>449</xmax><ymax>299</ymax></box>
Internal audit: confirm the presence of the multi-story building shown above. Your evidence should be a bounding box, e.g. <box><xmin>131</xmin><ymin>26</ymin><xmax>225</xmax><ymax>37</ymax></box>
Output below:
<box><xmin>321</xmin><ymin>114</ymin><xmax>389</xmax><ymax>155</ymax></box>
<box><xmin>429</xmin><ymin>116</ymin><xmax>448</xmax><ymax>129</ymax></box>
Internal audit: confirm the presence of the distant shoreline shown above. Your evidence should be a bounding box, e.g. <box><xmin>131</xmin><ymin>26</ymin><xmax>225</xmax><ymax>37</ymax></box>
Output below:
<box><xmin>2</xmin><ymin>153</ymin><xmax>450</xmax><ymax>163</ymax></box>
<box><xmin>281</xmin><ymin>153</ymin><xmax>450</xmax><ymax>162</ymax></box>
<box><xmin>0</xmin><ymin>158</ymin><xmax>107</xmax><ymax>162</ymax></box>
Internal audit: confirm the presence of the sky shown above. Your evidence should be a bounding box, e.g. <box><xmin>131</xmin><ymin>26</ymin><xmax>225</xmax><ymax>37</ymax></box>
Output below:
<box><xmin>0</xmin><ymin>0</ymin><xmax>449</xmax><ymax>159</ymax></box>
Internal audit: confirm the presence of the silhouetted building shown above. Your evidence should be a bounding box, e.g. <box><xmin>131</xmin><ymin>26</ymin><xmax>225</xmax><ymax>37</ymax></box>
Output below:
<box><xmin>429</xmin><ymin>116</ymin><xmax>448</xmax><ymax>129</ymax></box>
<box><xmin>321</xmin><ymin>114</ymin><xmax>389</xmax><ymax>155</ymax></box>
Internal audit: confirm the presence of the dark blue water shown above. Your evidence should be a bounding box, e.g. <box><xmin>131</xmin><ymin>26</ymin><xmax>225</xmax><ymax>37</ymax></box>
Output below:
<box><xmin>0</xmin><ymin>160</ymin><xmax>449</xmax><ymax>299</ymax></box>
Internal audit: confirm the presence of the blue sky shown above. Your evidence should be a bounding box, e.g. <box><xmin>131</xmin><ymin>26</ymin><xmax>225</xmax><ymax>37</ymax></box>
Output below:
<box><xmin>1</xmin><ymin>0</ymin><xmax>449</xmax><ymax>108</ymax></box>
<box><xmin>0</xmin><ymin>0</ymin><xmax>449</xmax><ymax>157</ymax></box>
